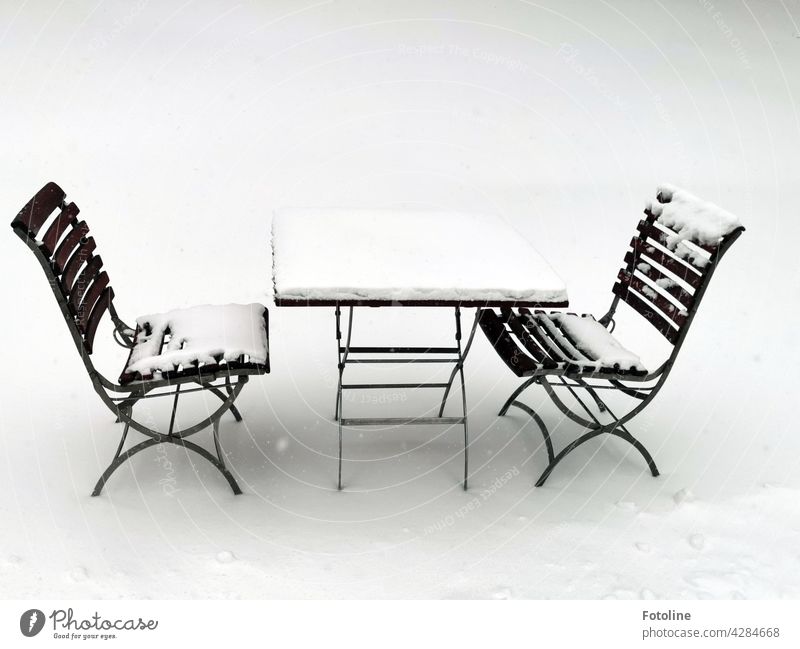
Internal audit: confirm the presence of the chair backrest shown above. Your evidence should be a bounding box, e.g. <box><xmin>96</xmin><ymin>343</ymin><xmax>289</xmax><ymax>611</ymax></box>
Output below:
<box><xmin>612</xmin><ymin>185</ymin><xmax>745</xmax><ymax>347</ymax></box>
<box><xmin>11</xmin><ymin>182</ymin><xmax>115</xmax><ymax>354</ymax></box>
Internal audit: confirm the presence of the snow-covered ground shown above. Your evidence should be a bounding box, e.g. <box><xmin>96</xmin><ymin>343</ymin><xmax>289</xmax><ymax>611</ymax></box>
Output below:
<box><xmin>1</xmin><ymin>0</ymin><xmax>798</xmax><ymax>599</ymax></box>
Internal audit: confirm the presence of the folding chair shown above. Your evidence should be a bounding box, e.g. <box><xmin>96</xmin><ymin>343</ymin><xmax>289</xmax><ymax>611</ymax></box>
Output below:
<box><xmin>11</xmin><ymin>182</ymin><xmax>270</xmax><ymax>496</ymax></box>
<box><xmin>478</xmin><ymin>185</ymin><xmax>745</xmax><ymax>486</ymax></box>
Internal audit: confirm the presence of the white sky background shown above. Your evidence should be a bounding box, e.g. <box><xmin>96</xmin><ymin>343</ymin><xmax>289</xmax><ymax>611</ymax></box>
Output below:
<box><xmin>0</xmin><ymin>0</ymin><xmax>799</xmax><ymax>599</ymax></box>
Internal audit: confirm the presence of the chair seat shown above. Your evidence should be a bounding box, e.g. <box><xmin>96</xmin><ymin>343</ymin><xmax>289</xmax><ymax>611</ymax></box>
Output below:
<box><xmin>478</xmin><ymin>308</ymin><xmax>648</xmax><ymax>378</ymax></box>
<box><xmin>119</xmin><ymin>303</ymin><xmax>269</xmax><ymax>384</ymax></box>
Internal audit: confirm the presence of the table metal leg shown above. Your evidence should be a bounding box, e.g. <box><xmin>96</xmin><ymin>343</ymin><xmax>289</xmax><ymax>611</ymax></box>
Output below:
<box><xmin>335</xmin><ymin>305</ymin><xmax>353</xmax><ymax>489</ymax></box>
<box><xmin>333</xmin><ymin>305</ymin><xmax>476</xmax><ymax>491</ymax></box>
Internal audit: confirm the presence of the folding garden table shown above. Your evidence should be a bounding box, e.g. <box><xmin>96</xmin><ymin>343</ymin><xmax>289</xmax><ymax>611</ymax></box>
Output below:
<box><xmin>271</xmin><ymin>208</ymin><xmax>568</xmax><ymax>489</ymax></box>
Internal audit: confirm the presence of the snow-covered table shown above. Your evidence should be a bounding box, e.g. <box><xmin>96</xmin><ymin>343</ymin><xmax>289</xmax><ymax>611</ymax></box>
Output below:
<box><xmin>271</xmin><ymin>207</ymin><xmax>569</xmax><ymax>490</ymax></box>
<box><xmin>272</xmin><ymin>208</ymin><xmax>568</xmax><ymax>306</ymax></box>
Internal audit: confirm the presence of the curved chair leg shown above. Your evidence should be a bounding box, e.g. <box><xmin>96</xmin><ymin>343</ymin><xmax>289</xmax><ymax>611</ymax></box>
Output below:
<box><xmin>208</xmin><ymin>386</ymin><xmax>242</xmax><ymax>422</ymax></box>
<box><xmin>507</xmin><ymin>401</ymin><xmax>555</xmax><ymax>463</ymax></box>
<box><xmin>610</xmin><ymin>428</ymin><xmax>660</xmax><ymax>477</ymax></box>
<box><xmin>535</xmin><ymin>429</ymin><xmax>604</xmax><ymax>487</ymax></box>
<box><xmin>179</xmin><ymin>438</ymin><xmax>242</xmax><ymax>495</ymax></box>
<box><xmin>92</xmin><ymin>438</ymin><xmax>162</xmax><ymax>496</ymax></box>
<box><xmin>92</xmin><ymin>431</ymin><xmax>243</xmax><ymax>497</ymax></box>
<box><xmin>498</xmin><ymin>377</ymin><xmax>537</xmax><ymax>416</ymax></box>
<box><xmin>580</xmin><ymin>382</ymin><xmax>607</xmax><ymax>413</ymax></box>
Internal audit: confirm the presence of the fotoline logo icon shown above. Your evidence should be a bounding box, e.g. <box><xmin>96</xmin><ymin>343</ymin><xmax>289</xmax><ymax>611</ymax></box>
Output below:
<box><xmin>20</xmin><ymin>609</ymin><xmax>46</xmax><ymax>637</ymax></box>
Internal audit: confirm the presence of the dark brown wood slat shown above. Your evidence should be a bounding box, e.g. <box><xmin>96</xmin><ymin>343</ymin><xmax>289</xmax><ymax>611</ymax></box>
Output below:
<box><xmin>62</xmin><ymin>237</ymin><xmax>96</xmax><ymax>294</ymax></box>
<box><xmin>533</xmin><ymin>312</ymin><xmax>584</xmax><ymax>360</ymax></box>
<box><xmin>39</xmin><ymin>202</ymin><xmax>80</xmax><ymax>257</ymax></box>
<box><xmin>637</xmin><ymin>220</ymin><xmax>717</xmax><ymax>260</ymax></box>
<box><xmin>617</xmin><ymin>269</ymin><xmax>687</xmax><ymax>327</ymax></box>
<box><xmin>613</xmin><ymin>282</ymin><xmax>679</xmax><ymax>344</ymax></box>
<box><xmin>69</xmin><ymin>255</ymin><xmax>103</xmax><ymax>314</ymax></box>
<box><xmin>10</xmin><ymin>182</ymin><xmax>65</xmax><ymax>238</ymax></box>
<box><xmin>83</xmin><ymin>286</ymin><xmax>114</xmax><ymax>354</ymax></box>
<box><xmin>549</xmin><ymin>315</ymin><xmax>649</xmax><ymax>377</ymax></box>
<box><xmin>53</xmin><ymin>221</ymin><xmax>90</xmax><ymax>274</ymax></box>
<box><xmin>628</xmin><ymin>237</ymin><xmax>703</xmax><ymax>290</ymax></box>
<box><xmin>624</xmin><ymin>249</ymin><xmax>695</xmax><ymax>309</ymax></box>
<box><xmin>644</xmin><ymin>203</ymin><xmax>719</xmax><ymax>252</ymax></box>
<box><xmin>500</xmin><ymin>307</ymin><xmax>553</xmax><ymax>366</ymax></box>
<box><xmin>477</xmin><ymin>310</ymin><xmax>538</xmax><ymax>377</ymax></box>
<box><xmin>549</xmin><ymin>315</ymin><xmax>600</xmax><ymax>363</ymax></box>
<box><xmin>77</xmin><ymin>271</ymin><xmax>109</xmax><ymax>331</ymax></box>
<box><xmin>519</xmin><ymin>311</ymin><xmax>570</xmax><ymax>363</ymax></box>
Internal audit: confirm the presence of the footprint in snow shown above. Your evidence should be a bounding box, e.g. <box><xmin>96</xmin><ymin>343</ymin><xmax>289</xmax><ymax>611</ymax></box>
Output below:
<box><xmin>3</xmin><ymin>554</ymin><xmax>23</xmax><ymax>568</ymax></box>
<box><xmin>689</xmin><ymin>534</ymin><xmax>705</xmax><ymax>550</ymax></box>
<box><xmin>492</xmin><ymin>587</ymin><xmax>512</xmax><ymax>600</ymax></box>
<box><xmin>68</xmin><ymin>566</ymin><xmax>89</xmax><ymax>582</ymax></box>
<box><xmin>216</xmin><ymin>550</ymin><xmax>236</xmax><ymax>564</ymax></box>
<box><xmin>635</xmin><ymin>542</ymin><xmax>651</xmax><ymax>553</ymax></box>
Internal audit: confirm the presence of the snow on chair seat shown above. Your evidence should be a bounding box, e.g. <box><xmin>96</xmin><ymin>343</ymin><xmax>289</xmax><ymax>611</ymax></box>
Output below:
<box><xmin>478</xmin><ymin>184</ymin><xmax>745</xmax><ymax>488</ymax></box>
<box><xmin>12</xmin><ymin>181</ymin><xmax>270</xmax><ymax>497</ymax></box>
<box><xmin>120</xmin><ymin>304</ymin><xmax>269</xmax><ymax>384</ymax></box>
<box><xmin>478</xmin><ymin>309</ymin><xmax>648</xmax><ymax>378</ymax></box>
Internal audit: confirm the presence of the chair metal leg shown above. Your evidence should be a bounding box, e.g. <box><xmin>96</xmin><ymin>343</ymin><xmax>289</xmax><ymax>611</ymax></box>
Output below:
<box><xmin>506</xmin><ymin>400</ymin><xmax>555</xmax><ymax>463</ymax></box>
<box><xmin>532</xmin><ymin>379</ymin><xmax>659</xmax><ymax>485</ymax></box>
<box><xmin>94</xmin><ymin>380</ymin><xmax>248</xmax><ymax>496</ymax></box>
<box><xmin>212</xmin><ymin>417</ymin><xmax>225</xmax><ymax>466</ymax></box>
<box><xmin>92</xmin><ymin>437</ymin><xmax>162</xmax><ymax>497</ymax></box>
<box><xmin>208</xmin><ymin>386</ymin><xmax>242</xmax><ymax>422</ymax></box>
<box><xmin>92</xmin><ymin>434</ymin><xmax>243</xmax><ymax>497</ymax></box>
<box><xmin>609</xmin><ymin>427</ymin><xmax>660</xmax><ymax>477</ymax></box>
<box><xmin>179</xmin><ymin>438</ymin><xmax>242</xmax><ymax>495</ymax></box>
<box><xmin>498</xmin><ymin>377</ymin><xmax>537</xmax><ymax>416</ymax></box>
<box><xmin>535</xmin><ymin>429</ymin><xmax>604</xmax><ymax>487</ymax></box>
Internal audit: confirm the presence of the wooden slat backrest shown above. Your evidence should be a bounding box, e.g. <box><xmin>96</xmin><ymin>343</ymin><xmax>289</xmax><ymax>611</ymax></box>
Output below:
<box><xmin>11</xmin><ymin>183</ymin><xmax>115</xmax><ymax>356</ymax></box>
<box><xmin>53</xmin><ymin>221</ymin><xmax>90</xmax><ymax>274</ymax></box>
<box><xmin>40</xmin><ymin>202</ymin><xmax>80</xmax><ymax>257</ymax></box>
<box><xmin>84</xmin><ymin>287</ymin><xmax>114</xmax><ymax>354</ymax></box>
<box><xmin>614</xmin><ymin>189</ymin><xmax>741</xmax><ymax>345</ymax></box>
<box><xmin>68</xmin><ymin>254</ymin><xmax>104</xmax><ymax>314</ymax></box>
<box><xmin>477</xmin><ymin>310</ymin><xmax>538</xmax><ymax>377</ymax></box>
<box><xmin>11</xmin><ymin>182</ymin><xmax>65</xmax><ymax>238</ymax></box>
<box><xmin>77</xmin><ymin>271</ymin><xmax>110</xmax><ymax>330</ymax></box>
<box><xmin>62</xmin><ymin>237</ymin><xmax>96</xmax><ymax>294</ymax></box>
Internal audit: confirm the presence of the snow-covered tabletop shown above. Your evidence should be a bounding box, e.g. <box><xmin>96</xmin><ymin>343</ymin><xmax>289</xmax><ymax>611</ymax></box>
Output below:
<box><xmin>272</xmin><ymin>208</ymin><xmax>568</xmax><ymax>306</ymax></box>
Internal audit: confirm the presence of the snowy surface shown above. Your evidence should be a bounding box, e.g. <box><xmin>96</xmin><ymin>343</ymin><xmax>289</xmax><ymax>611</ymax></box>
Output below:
<box><xmin>272</xmin><ymin>208</ymin><xmax>567</xmax><ymax>304</ymax></box>
<box><xmin>548</xmin><ymin>313</ymin><xmax>646</xmax><ymax>372</ymax></box>
<box><xmin>125</xmin><ymin>304</ymin><xmax>268</xmax><ymax>376</ymax></box>
<box><xmin>1</xmin><ymin>0</ymin><xmax>799</xmax><ymax>602</ymax></box>
<box><xmin>650</xmin><ymin>184</ymin><xmax>743</xmax><ymax>249</ymax></box>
